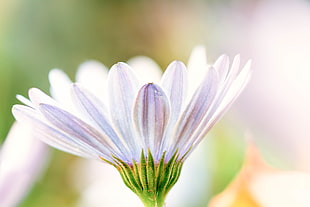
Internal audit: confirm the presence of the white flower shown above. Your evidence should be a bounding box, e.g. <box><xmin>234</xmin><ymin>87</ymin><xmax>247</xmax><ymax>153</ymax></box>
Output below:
<box><xmin>12</xmin><ymin>47</ymin><xmax>251</xmax><ymax>163</ymax></box>
<box><xmin>0</xmin><ymin>122</ymin><xmax>48</xmax><ymax>207</ymax></box>
<box><xmin>12</xmin><ymin>46</ymin><xmax>251</xmax><ymax>206</ymax></box>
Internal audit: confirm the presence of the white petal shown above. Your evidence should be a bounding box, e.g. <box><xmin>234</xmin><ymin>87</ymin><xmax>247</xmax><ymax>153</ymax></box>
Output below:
<box><xmin>189</xmin><ymin>59</ymin><xmax>252</xmax><ymax>153</ymax></box>
<box><xmin>213</xmin><ymin>54</ymin><xmax>230</xmax><ymax>84</ymax></box>
<box><xmin>158</xmin><ymin>61</ymin><xmax>188</xmax><ymax>157</ymax></box>
<box><xmin>12</xmin><ymin>105</ymin><xmax>102</xmax><ymax>160</ymax></box>
<box><xmin>222</xmin><ymin>54</ymin><xmax>241</xmax><ymax>87</ymax></box>
<box><xmin>133</xmin><ymin>83</ymin><xmax>170</xmax><ymax>155</ymax></box>
<box><xmin>160</xmin><ymin>60</ymin><xmax>187</xmax><ymax>122</ymax></box>
<box><xmin>204</xmin><ymin>55</ymin><xmax>242</xmax><ymax>118</ymax></box>
<box><xmin>127</xmin><ymin>56</ymin><xmax>162</xmax><ymax>84</ymax></box>
<box><xmin>71</xmin><ymin>84</ymin><xmax>131</xmax><ymax>158</ymax></box>
<box><xmin>0</xmin><ymin>122</ymin><xmax>48</xmax><ymax>207</ymax></box>
<box><xmin>28</xmin><ymin>88</ymin><xmax>58</xmax><ymax>108</ymax></box>
<box><xmin>206</xmin><ymin>56</ymin><xmax>248</xmax><ymax>124</ymax></box>
<box><xmin>107</xmin><ymin>62</ymin><xmax>141</xmax><ymax>160</ymax></box>
<box><xmin>39</xmin><ymin>104</ymin><xmax>124</xmax><ymax>160</ymax></box>
<box><xmin>48</xmin><ymin>69</ymin><xmax>73</xmax><ymax>106</ymax></box>
<box><xmin>217</xmin><ymin>59</ymin><xmax>252</xmax><ymax>113</ymax></box>
<box><xmin>170</xmin><ymin>67</ymin><xmax>219</xmax><ymax>156</ymax></box>
<box><xmin>28</xmin><ymin>87</ymin><xmax>76</xmax><ymax>115</ymax></box>
<box><xmin>16</xmin><ymin>94</ymin><xmax>34</xmax><ymax>108</ymax></box>
<box><xmin>187</xmin><ymin>45</ymin><xmax>209</xmax><ymax>99</ymax></box>
<box><xmin>188</xmin><ymin>46</ymin><xmax>208</xmax><ymax>69</ymax></box>
<box><xmin>76</xmin><ymin>60</ymin><xmax>108</xmax><ymax>101</ymax></box>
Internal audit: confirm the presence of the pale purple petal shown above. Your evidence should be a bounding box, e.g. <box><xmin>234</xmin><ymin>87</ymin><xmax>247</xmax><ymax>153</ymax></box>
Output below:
<box><xmin>39</xmin><ymin>104</ymin><xmax>125</xmax><ymax>160</ymax></box>
<box><xmin>184</xmin><ymin>59</ymin><xmax>252</xmax><ymax>155</ymax></box>
<box><xmin>12</xmin><ymin>105</ymin><xmax>104</xmax><ymax>160</ymax></box>
<box><xmin>71</xmin><ymin>84</ymin><xmax>131</xmax><ymax>158</ymax></box>
<box><xmin>133</xmin><ymin>83</ymin><xmax>170</xmax><ymax>155</ymax></box>
<box><xmin>158</xmin><ymin>61</ymin><xmax>187</xmax><ymax>157</ymax></box>
<box><xmin>213</xmin><ymin>54</ymin><xmax>230</xmax><ymax>83</ymax></box>
<box><xmin>199</xmin><ymin>55</ymin><xmax>243</xmax><ymax>124</ymax></box>
<box><xmin>160</xmin><ymin>60</ymin><xmax>187</xmax><ymax>122</ymax></box>
<box><xmin>217</xmin><ymin>59</ymin><xmax>252</xmax><ymax>113</ymax></box>
<box><xmin>107</xmin><ymin>62</ymin><xmax>141</xmax><ymax>160</ymax></box>
<box><xmin>0</xmin><ymin>122</ymin><xmax>48</xmax><ymax>207</ymax></box>
<box><xmin>169</xmin><ymin>67</ymin><xmax>219</xmax><ymax>156</ymax></box>
<box><xmin>221</xmin><ymin>54</ymin><xmax>241</xmax><ymax>88</ymax></box>
<box><xmin>28</xmin><ymin>88</ymin><xmax>59</xmax><ymax>108</ymax></box>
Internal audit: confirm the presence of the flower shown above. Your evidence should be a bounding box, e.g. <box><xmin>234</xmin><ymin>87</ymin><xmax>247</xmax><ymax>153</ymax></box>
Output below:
<box><xmin>0</xmin><ymin>122</ymin><xmax>48</xmax><ymax>207</ymax></box>
<box><xmin>208</xmin><ymin>143</ymin><xmax>310</xmax><ymax>207</ymax></box>
<box><xmin>12</xmin><ymin>46</ymin><xmax>251</xmax><ymax>207</ymax></box>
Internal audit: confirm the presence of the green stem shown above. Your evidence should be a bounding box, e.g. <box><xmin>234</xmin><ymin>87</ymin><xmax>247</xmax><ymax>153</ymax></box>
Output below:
<box><xmin>140</xmin><ymin>194</ymin><xmax>165</xmax><ymax>207</ymax></box>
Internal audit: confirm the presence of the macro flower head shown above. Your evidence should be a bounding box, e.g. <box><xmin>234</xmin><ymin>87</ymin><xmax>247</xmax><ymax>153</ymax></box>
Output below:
<box><xmin>12</xmin><ymin>46</ymin><xmax>251</xmax><ymax>207</ymax></box>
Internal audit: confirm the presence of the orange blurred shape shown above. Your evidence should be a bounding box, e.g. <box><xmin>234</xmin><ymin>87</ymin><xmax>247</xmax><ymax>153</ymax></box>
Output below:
<box><xmin>208</xmin><ymin>143</ymin><xmax>310</xmax><ymax>207</ymax></box>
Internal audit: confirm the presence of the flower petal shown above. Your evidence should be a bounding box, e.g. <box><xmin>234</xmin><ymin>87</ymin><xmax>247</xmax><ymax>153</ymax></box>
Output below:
<box><xmin>133</xmin><ymin>83</ymin><xmax>170</xmax><ymax>155</ymax></box>
<box><xmin>127</xmin><ymin>56</ymin><xmax>162</xmax><ymax>83</ymax></box>
<box><xmin>38</xmin><ymin>104</ymin><xmax>125</xmax><ymax>160</ymax></box>
<box><xmin>71</xmin><ymin>84</ymin><xmax>131</xmax><ymax>159</ymax></box>
<box><xmin>12</xmin><ymin>105</ymin><xmax>104</xmax><ymax>160</ymax></box>
<box><xmin>220</xmin><ymin>54</ymin><xmax>241</xmax><ymax>89</ymax></box>
<box><xmin>213</xmin><ymin>54</ymin><xmax>230</xmax><ymax>84</ymax></box>
<box><xmin>169</xmin><ymin>67</ymin><xmax>219</xmax><ymax>156</ymax></box>
<box><xmin>159</xmin><ymin>61</ymin><xmax>188</xmax><ymax>156</ymax></box>
<box><xmin>28</xmin><ymin>88</ymin><xmax>59</xmax><ymax>108</ymax></box>
<box><xmin>187</xmin><ymin>45</ymin><xmax>209</xmax><ymax>99</ymax></box>
<box><xmin>48</xmin><ymin>69</ymin><xmax>73</xmax><ymax>106</ymax></box>
<box><xmin>160</xmin><ymin>60</ymin><xmax>187</xmax><ymax>123</ymax></box>
<box><xmin>107</xmin><ymin>62</ymin><xmax>141</xmax><ymax>160</ymax></box>
<box><xmin>16</xmin><ymin>94</ymin><xmax>34</xmax><ymax>108</ymax></box>
<box><xmin>218</xmin><ymin>59</ymin><xmax>252</xmax><ymax>113</ymax></box>
<box><xmin>189</xmin><ymin>59</ymin><xmax>252</xmax><ymax>153</ymax></box>
<box><xmin>0</xmin><ymin>122</ymin><xmax>48</xmax><ymax>207</ymax></box>
<box><xmin>76</xmin><ymin>60</ymin><xmax>108</xmax><ymax>101</ymax></box>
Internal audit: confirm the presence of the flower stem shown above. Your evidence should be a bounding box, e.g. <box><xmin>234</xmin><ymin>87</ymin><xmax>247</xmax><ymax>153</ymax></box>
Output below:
<box><xmin>140</xmin><ymin>195</ymin><xmax>165</xmax><ymax>207</ymax></box>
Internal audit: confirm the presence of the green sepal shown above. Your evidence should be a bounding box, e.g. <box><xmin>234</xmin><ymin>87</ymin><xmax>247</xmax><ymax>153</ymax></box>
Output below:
<box><xmin>102</xmin><ymin>149</ymin><xmax>184</xmax><ymax>207</ymax></box>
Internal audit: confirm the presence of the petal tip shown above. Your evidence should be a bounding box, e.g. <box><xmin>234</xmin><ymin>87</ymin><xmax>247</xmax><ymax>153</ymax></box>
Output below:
<box><xmin>48</xmin><ymin>68</ymin><xmax>63</xmax><ymax>79</ymax></box>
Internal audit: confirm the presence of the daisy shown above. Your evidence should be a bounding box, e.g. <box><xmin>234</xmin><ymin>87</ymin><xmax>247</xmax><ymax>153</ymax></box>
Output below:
<box><xmin>12</xmin><ymin>46</ymin><xmax>251</xmax><ymax>207</ymax></box>
<box><xmin>0</xmin><ymin>122</ymin><xmax>48</xmax><ymax>207</ymax></box>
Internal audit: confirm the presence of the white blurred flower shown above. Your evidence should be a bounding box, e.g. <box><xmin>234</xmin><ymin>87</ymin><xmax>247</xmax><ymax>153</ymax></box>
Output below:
<box><xmin>12</xmin><ymin>47</ymin><xmax>250</xmax><ymax>206</ymax></box>
<box><xmin>71</xmin><ymin>159</ymin><xmax>143</xmax><ymax>207</ymax></box>
<box><xmin>0</xmin><ymin>122</ymin><xmax>48</xmax><ymax>207</ymax></box>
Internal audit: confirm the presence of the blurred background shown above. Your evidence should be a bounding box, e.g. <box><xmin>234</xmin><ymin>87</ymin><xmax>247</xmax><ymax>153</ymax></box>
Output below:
<box><xmin>1</xmin><ymin>0</ymin><xmax>310</xmax><ymax>206</ymax></box>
